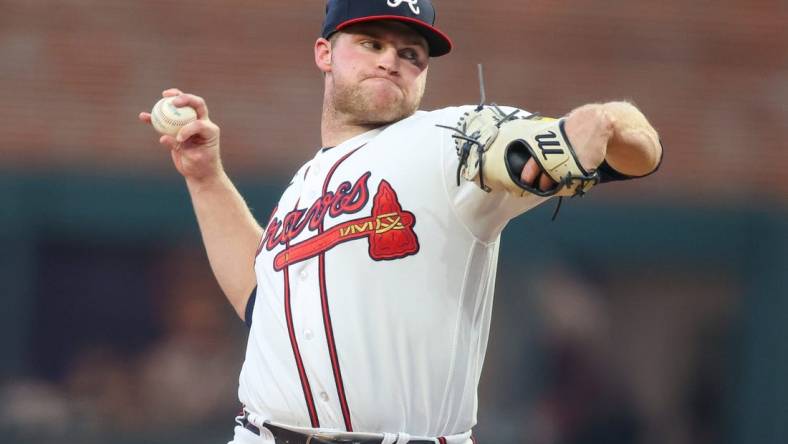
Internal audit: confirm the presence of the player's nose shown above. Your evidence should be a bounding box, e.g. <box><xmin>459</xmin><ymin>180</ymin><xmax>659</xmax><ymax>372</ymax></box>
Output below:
<box><xmin>376</xmin><ymin>47</ymin><xmax>400</xmax><ymax>75</ymax></box>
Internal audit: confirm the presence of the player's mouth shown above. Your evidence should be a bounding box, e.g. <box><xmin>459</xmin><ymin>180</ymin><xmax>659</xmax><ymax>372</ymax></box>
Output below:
<box><xmin>364</xmin><ymin>75</ymin><xmax>400</xmax><ymax>87</ymax></box>
<box><xmin>363</xmin><ymin>76</ymin><xmax>404</xmax><ymax>96</ymax></box>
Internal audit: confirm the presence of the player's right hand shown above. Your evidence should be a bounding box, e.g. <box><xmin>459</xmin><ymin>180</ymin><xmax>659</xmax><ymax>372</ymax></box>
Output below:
<box><xmin>139</xmin><ymin>88</ymin><xmax>223</xmax><ymax>182</ymax></box>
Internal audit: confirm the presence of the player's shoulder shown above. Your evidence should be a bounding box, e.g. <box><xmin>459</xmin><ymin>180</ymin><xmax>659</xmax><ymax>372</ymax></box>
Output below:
<box><xmin>402</xmin><ymin>106</ymin><xmax>477</xmax><ymax>125</ymax></box>
<box><xmin>396</xmin><ymin>105</ymin><xmax>534</xmax><ymax>128</ymax></box>
<box><xmin>379</xmin><ymin>105</ymin><xmax>535</xmax><ymax>142</ymax></box>
<box><xmin>383</xmin><ymin>106</ymin><xmax>476</xmax><ymax>134</ymax></box>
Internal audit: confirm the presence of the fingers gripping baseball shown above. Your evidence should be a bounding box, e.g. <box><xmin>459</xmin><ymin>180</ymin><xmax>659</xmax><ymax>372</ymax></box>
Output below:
<box><xmin>140</xmin><ymin>89</ymin><xmax>222</xmax><ymax>181</ymax></box>
<box><xmin>137</xmin><ymin>88</ymin><xmax>188</xmax><ymax>124</ymax></box>
<box><xmin>177</xmin><ymin>119</ymin><xmax>217</xmax><ymax>145</ymax></box>
<box><xmin>171</xmin><ymin>93</ymin><xmax>210</xmax><ymax>121</ymax></box>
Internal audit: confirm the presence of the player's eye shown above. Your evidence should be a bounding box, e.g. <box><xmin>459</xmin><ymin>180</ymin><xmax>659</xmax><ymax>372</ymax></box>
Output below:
<box><xmin>400</xmin><ymin>49</ymin><xmax>416</xmax><ymax>60</ymax></box>
<box><xmin>361</xmin><ymin>40</ymin><xmax>382</xmax><ymax>51</ymax></box>
<box><xmin>400</xmin><ymin>48</ymin><xmax>425</xmax><ymax>66</ymax></box>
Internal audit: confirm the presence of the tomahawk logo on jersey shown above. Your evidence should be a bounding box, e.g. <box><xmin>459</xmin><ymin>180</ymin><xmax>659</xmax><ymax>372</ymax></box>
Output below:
<box><xmin>262</xmin><ymin>172</ymin><xmax>420</xmax><ymax>270</ymax></box>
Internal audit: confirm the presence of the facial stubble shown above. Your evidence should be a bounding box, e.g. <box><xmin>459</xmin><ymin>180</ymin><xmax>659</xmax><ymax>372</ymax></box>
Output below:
<box><xmin>329</xmin><ymin>69</ymin><xmax>426</xmax><ymax>126</ymax></box>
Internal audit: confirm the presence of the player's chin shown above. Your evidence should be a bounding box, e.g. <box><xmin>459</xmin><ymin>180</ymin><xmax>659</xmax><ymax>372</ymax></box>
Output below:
<box><xmin>367</xmin><ymin>101</ymin><xmax>415</xmax><ymax>124</ymax></box>
<box><xmin>356</xmin><ymin>87</ymin><xmax>416</xmax><ymax>122</ymax></box>
<box><xmin>361</xmin><ymin>97</ymin><xmax>401</xmax><ymax>117</ymax></box>
<box><xmin>365</xmin><ymin>83</ymin><xmax>403</xmax><ymax>104</ymax></box>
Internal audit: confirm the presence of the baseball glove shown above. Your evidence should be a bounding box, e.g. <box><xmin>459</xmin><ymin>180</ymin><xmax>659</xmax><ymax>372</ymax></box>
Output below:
<box><xmin>439</xmin><ymin>106</ymin><xmax>600</xmax><ymax>198</ymax></box>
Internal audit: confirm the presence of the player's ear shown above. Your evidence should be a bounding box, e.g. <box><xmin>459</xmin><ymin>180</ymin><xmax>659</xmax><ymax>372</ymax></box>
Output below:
<box><xmin>315</xmin><ymin>37</ymin><xmax>332</xmax><ymax>73</ymax></box>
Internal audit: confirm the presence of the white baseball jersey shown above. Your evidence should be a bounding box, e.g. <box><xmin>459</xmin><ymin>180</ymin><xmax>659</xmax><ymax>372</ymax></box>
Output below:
<box><xmin>238</xmin><ymin>106</ymin><xmax>546</xmax><ymax>443</ymax></box>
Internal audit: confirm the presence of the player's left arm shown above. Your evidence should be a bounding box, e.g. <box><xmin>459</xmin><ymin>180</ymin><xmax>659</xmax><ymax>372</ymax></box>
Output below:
<box><xmin>591</xmin><ymin>101</ymin><xmax>662</xmax><ymax>178</ymax></box>
<box><xmin>521</xmin><ymin>101</ymin><xmax>662</xmax><ymax>189</ymax></box>
<box><xmin>438</xmin><ymin>101</ymin><xmax>663</xmax><ymax>238</ymax></box>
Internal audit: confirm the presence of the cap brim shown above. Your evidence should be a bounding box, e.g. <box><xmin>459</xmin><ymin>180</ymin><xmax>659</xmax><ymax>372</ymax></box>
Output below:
<box><xmin>336</xmin><ymin>15</ymin><xmax>452</xmax><ymax>57</ymax></box>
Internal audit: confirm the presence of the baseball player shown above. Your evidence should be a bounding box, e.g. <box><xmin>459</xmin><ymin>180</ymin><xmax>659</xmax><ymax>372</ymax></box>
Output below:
<box><xmin>138</xmin><ymin>1</ymin><xmax>662</xmax><ymax>443</ymax></box>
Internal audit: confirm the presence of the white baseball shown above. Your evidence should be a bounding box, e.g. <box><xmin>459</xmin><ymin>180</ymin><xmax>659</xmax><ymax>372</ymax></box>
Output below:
<box><xmin>150</xmin><ymin>96</ymin><xmax>198</xmax><ymax>137</ymax></box>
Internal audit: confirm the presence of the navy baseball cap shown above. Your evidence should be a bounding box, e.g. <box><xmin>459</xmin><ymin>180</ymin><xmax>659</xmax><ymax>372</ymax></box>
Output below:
<box><xmin>322</xmin><ymin>0</ymin><xmax>453</xmax><ymax>57</ymax></box>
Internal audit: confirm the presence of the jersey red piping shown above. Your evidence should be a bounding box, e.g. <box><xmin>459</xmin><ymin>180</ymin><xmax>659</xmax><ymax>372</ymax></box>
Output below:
<box><xmin>317</xmin><ymin>144</ymin><xmax>367</xmax><ymax>431</ymax></box>
<box><xmin>283</xmin><ymin>196</ymin><xmax>320</xmax><ymax>428</ymax></box>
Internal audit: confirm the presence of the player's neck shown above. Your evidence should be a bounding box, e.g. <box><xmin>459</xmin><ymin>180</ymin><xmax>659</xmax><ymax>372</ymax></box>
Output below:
<box><xmin>321</xmin><ymin>107</ymin><xmax>383</xmax><ymax>148</ymax></box>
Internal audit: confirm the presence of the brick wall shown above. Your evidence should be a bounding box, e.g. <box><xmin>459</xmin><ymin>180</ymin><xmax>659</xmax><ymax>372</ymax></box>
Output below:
<box><xmin>1</xmin><ymin>0</ymin><xmax>786</xmax><ymax>201</ymax></box>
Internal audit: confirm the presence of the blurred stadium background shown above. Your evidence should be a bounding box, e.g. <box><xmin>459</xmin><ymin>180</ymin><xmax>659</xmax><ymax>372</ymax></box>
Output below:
<box><xmin>1</xmin><ymin>1</ymin><xmax>786</xmax><ymax>443</ymax></box>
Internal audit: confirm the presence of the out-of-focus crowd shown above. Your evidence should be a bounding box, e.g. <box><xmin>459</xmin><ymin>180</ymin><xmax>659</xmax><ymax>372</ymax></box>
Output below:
<box><xmin>476</xmin><ymin>262</ymin><xmax>732</xmax><ymax>444</ymax></box>
<box><xmin>0</xmin><ymin>247</ymin><xmax>246</xmax><ymax>441</ymax></box>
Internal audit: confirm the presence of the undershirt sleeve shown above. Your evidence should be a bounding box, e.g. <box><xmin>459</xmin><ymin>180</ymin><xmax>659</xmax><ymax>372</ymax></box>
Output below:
<box><xmin>244</xmin><ymin>287</ymin><xmax>257</xmax><ymax>328</ymax></box>
<box><xmin>597</xmin><ymin>140</ymin><xmax>664</xmax><ymax>183</ymax></box>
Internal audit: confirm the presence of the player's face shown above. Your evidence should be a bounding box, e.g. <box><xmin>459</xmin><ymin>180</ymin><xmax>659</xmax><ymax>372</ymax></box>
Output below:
<box><xmin>323</xmin><ymin>21</ymin><xmax>429</xmax><ymax>125</ymax></box>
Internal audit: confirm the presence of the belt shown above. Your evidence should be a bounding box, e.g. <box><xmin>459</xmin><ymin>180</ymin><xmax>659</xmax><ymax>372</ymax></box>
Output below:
<box><xmin>239</xmin><ymin>415</ymin><xmax>437</xmax><ymax>444</ymax></box>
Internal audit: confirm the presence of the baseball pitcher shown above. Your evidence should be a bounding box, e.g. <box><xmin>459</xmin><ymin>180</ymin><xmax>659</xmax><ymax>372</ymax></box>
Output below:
<box><xmin>138</xmin><ymin>1</ymin><xmax>662</xmax><ymax>443</ymax></box>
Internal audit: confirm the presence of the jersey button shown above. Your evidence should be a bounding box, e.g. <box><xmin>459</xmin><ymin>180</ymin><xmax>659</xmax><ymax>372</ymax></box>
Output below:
<box><xmin>299</xmin><ymin>270</ymin><xmax>308</xmax><ymax>281</ymax></box>
<box><xmin>303</xmin><ymin>329</ymin><xmax>314</xmax><ymax>340</ymax></box>
<box><xmin>319</xmin><ymin>392</ymin><xmax>329</xmax><ymax>402</ymax></box>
